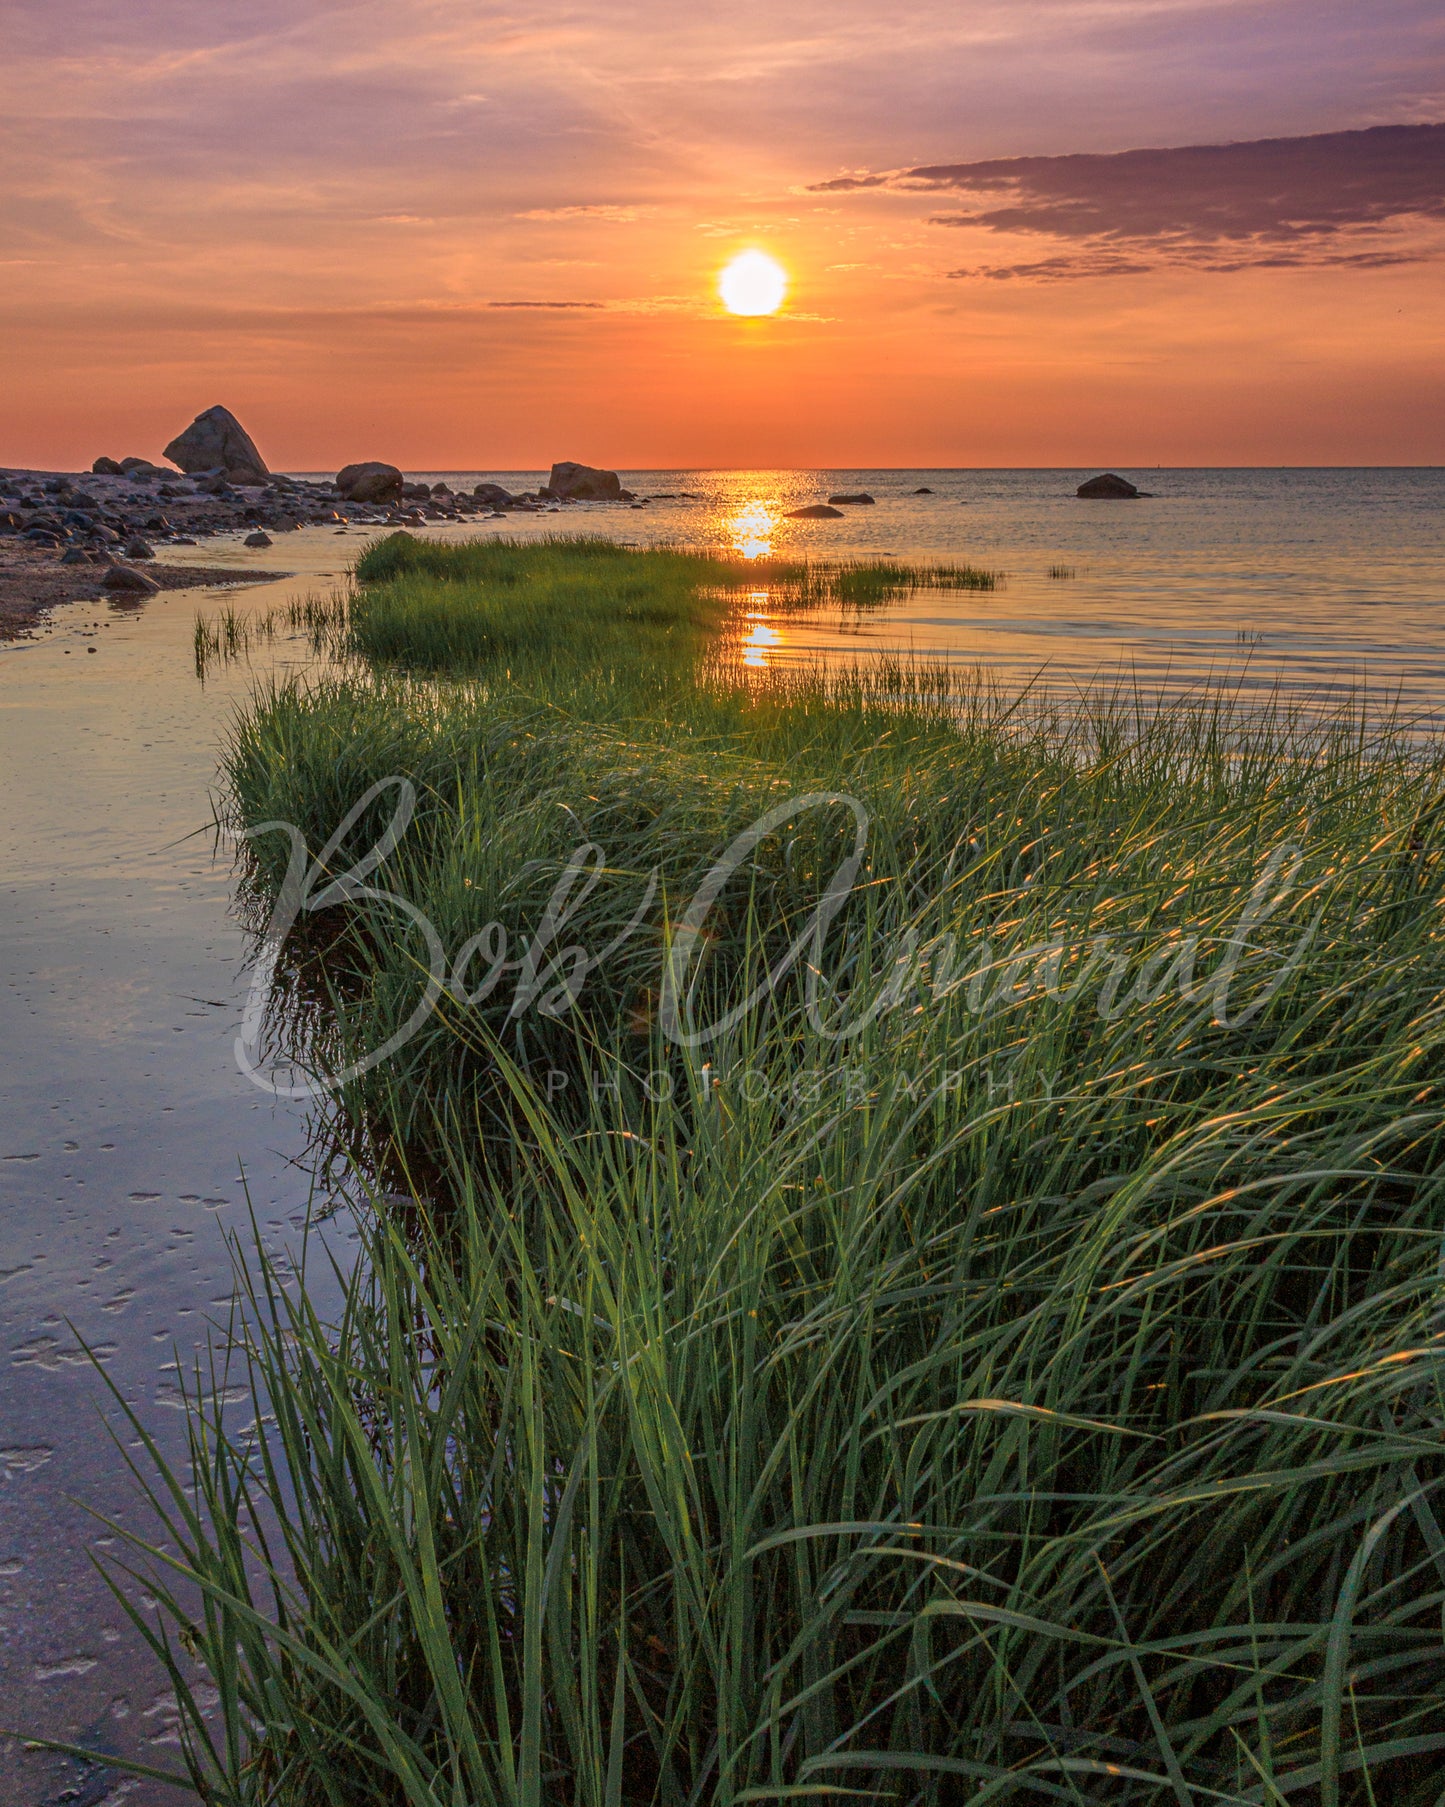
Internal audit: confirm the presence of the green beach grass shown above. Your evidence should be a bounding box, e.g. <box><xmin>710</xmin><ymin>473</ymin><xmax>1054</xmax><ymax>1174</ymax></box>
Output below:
<box><xmin>100</xmin><ymin>534</ymin><xmax>1445</xmax><ymax>1804</ymax></box>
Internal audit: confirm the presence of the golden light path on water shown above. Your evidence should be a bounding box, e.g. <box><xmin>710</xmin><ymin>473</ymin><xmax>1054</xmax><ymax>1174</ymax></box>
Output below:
<box><xmin>727</xmin><ymin>497</ymin><xmax>777</xmax><ymax>560</ymax></box>
<box><xmin>726</xmin><ymin>500</ymin><xmax>787</xmax><ymax>668</ymax></box>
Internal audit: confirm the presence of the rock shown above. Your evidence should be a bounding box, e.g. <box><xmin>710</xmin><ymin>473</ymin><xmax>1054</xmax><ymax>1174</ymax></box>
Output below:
<box><xmin>102</xmin><ymin>564</ymin><xmax>160</xmax><ymax>594</ymax></box>
<box><xmin>244</xmin><ymin>530</ymin><xmax>273</xmax><ymax>548</ymax></box>
<box><xmin>544</xmin><ymin>460</ymin><xmax>623</xmax><ymax>501</ymax></box>
<box><xmin>271</xmin><ymin>516</ymin><xmax>299</xmax><ymax>532</ymax></box>
<box><xmin>164</xmin><ymin>406</ymin><xmax>270</xmax><ymax>483</ymax></box>
<box><xmin>828</xmin><ymin>492</ymin><xmax>875</xmax><ymax>505</ymax></box>
<box><xmin>119</xmin><ymin>456</ymin><xmax>169</xmax><ymax>476</ymax></box>
<box><xmin>1077</xmin><ymin>472</ymin><xmax>1139</xmax><ymax>499</ymax></box>
<box><xmin>430</xmin><ymin>482</ymin><xmax>452</xmax><ymax>496</ymax></box>
<box><xmin>336</xmin><ymin>461</ymin><xmax>404</xmax><ymax>504</ymax></box>
<box><xmin>785</xmin><ymin>504</ymin><xmax>845</xmax><ymax>520</ymax></box>
<box><xmin>91</xmin><ymin>457</ymin><xmax>123</xmax><ymax>476</ymax></box>
<box><xmin>913</xmin><ymin>486</ymin><xmax>934</xmax><ymax>495</ymax></box>
<box><xmin>123</xmin><ymin>537</ymin><xmax>155</xmax><ymax>558</ymax></box>
<box><xmin>60</xmin><ymin>548</ymin><xmax>93</xmax><ymax>565</ymax></box>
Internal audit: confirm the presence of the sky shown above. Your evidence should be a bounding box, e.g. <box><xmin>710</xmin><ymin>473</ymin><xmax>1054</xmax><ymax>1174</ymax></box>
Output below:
<box><xmin>2</xmin><ymin>0</ymin><xmax>1443</xmax><ymax>470</ymax></box>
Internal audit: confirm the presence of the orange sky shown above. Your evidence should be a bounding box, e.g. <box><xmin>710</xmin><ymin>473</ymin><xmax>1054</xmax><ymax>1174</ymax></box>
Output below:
<box><xmin>3</xmin><ymin>1</ymin><xmax>1443</xmax><ymax>470</ymax></box>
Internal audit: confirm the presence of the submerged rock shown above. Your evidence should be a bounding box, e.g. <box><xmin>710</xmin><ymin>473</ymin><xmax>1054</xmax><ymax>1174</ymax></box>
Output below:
<box><xmin>164</xmin><ymin>406</ymin><xmax>269</xmax><ymax>484</ymax></box>
<box><xmin>828</xmin><ymin>492</ymin><xmax>875</xmax><ymax>505</ymax></box>
<box><xmin>785</xmin><ymin>504</ymin><xmax>845</xmax><ymax>520</ymax></box>
<box><xmin>1077</xmin><ymin>472</ymin><xmax>1140</xmax><ymax>499</ymax></box>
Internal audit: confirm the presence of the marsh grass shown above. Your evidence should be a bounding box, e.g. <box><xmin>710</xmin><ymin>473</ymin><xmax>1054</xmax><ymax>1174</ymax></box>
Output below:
<box><xmin>93</xmin><ymin>538</ymin><xmax>1445</xmax><ymax>1804</ymax></box>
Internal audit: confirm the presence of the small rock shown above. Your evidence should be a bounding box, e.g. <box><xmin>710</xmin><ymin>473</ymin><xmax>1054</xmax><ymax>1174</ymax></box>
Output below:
<box><xmin>102</xmin><ymin>565</ymin><xmax>160</xmax><ymax>594</ymax></box>
<box><xmin>60</xmin><ymin>548</ymin><xmax>93</xmax><ymax>565</ymax></box>
<box><xmin>123</xmin><ymin>537</ymin><xmax>155</xmax><ymax>558</ymax></box>
<box><xmin>913</xmin><ymin>486</ymin><xmax>934</xmax><ymax>495</ymax></box>
<box><xmin>1077</xmin><ymin>472</ymin><xmax>1140</xmax><ymax>499</ymax></box>
<box><xmin>785</xmin><ymin>504</ymin><xmax>845</xmax><ymax>520</ymax></box>
<box><xmin>828</xmin><ymin>492</ymin><xmax>875</xmax><ymax>505</ymax></box>
<box><xmin>244</xmin><ymin>530</ymin><xmax>273</xmax><ymax>548</ymax></box>
<box><xmin>91</xmin><ymin>456</ymin><xmax>123</xmax><ymax>476</ymax></box>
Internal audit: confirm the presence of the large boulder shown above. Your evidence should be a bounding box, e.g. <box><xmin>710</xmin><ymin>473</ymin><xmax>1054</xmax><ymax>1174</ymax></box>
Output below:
<box><xmin>1077</xmin><ymin>472</ymin><xmax>1139</xmax><ymax>499</ymax></box>
<box><xmin>337</xmin><ymin>461</ymin><xmax>404</xmax><ymax>503</ymax></box>
<box><xmin>164</xmin><ymin>406</ymin><xmax>269</xmax><ymax>484</ymax></box>
<box><xmin>91</xmin><ymin>456</ymin><xmax>123</xmax><ymax>476</ymax></box>
<box><xmin>472</xmin><ymin>482</ymin><xmax>515</xmax><ymax>508</ymax></box>
<box><xmin>544</xmin><ymin>460</ymin><xmax>623</xmax><ymax>501</ymax></box>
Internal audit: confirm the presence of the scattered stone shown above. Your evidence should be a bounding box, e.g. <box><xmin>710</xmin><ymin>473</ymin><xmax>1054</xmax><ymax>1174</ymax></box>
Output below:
<box><xmin>102</xmin><ymin>565</ymin><xmax>160</xmax><ymax>594</ymax></box>
<box><xmin>828</xmin><ymin>492</ymin><xmax>875</xmax><ymax>505</ymax></box>
<box><xmin>123</xmin><ymin>537</ymin><xmax>155</xmax><ymax>559</ymax></box>
<box><xmin>243</xmin><ymin>530</ymin><xmax>273</xmax><ymax>548</ymax></box>
<box><xmin>1077</xmin><ymin>472</ymin><xmax>1140</xmax><ymax>499</ymax></box>
<box><xmin>785</xmin><ymin>504</ymin><xmax>845</xmax><ymax>520</ymax></box>
<box><xmin>336</xmin><ymin>461</ymin><xmax>404</xmax><ymax>503</ymax></box>
<box><xmin>543</xmin><ymin>460</ymin><xmax>623</xmax><ymax>501</ymax></box>
<box><xmin>164</xmin><ymin>406</ymin><xmax>270</xmax><ymax>483</ymax></box>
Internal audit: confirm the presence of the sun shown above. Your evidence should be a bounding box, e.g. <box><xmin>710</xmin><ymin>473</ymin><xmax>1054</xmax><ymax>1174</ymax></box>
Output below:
<box><xmin>719</xmin><ymin>250</ymin><xmax>787</xmax><ymax>317</ymax></box>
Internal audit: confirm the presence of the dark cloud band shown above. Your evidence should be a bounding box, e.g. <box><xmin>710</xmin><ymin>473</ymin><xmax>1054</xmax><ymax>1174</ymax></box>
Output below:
<box><xmin>813</xmin><ymin>123</ymin><xmax>1445</xmax><ymax>278</ymax></box>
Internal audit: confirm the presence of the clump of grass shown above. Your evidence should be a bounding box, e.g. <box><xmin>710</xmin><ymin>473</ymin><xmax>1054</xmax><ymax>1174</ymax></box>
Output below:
<box><xmin>1047</xmin><ymin>563</ymin><xmax>1078</xmax><ymax>580</ymax></box>
<box><xmin>345</xmin><ymin>533</ymin><xmax>998</xmax><ymax>674</ymax></box>
<box><xmin>93</xmin><ymin>539</ymin><xmax>1445</xmax><ymax>1805</ymax></box>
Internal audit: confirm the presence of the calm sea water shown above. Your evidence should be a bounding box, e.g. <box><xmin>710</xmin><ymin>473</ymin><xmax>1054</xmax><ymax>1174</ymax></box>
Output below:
<box><xmin>394</xmin><ymin>467</ymin><xmax>1445</xmax><ymax>708</ymax></box>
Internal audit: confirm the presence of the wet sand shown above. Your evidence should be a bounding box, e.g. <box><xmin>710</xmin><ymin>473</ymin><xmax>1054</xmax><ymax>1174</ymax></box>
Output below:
<box><xmin>0</xmin><ymin>540</ymin><xmax>290</xmax><ymax>640</ymax></box>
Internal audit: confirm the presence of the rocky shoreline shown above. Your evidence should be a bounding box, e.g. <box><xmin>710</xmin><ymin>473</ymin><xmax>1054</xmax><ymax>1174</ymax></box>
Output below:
<box><xmin>1</xmin><ymin>411</ymin><xmax>650</xmax><ymax>638</ymax></box>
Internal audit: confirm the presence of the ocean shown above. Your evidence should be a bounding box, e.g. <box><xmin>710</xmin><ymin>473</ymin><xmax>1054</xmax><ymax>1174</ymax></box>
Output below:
<box><xmin>384</xmin><ymin>466</ymin><xmax>1445</xmax><ymax>708</ymax></box>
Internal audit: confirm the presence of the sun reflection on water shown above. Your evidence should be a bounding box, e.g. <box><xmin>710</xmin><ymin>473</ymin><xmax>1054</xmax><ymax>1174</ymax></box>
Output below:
<box><xmin>728</xmin><ymin>500</ymin><xmax>777</xmax><ymax>560</ymax></box>
<box><xmin>741</xmin><ymin>602</ymin><xmax>782</xmax><ymax>669</ymax></box>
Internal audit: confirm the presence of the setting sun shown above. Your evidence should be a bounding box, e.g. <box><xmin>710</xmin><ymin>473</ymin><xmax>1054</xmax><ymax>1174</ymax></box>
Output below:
<box><xmin>719</xmin><ymin>250</ymin><xmax>787</xmax><ymax>316</ymax></box>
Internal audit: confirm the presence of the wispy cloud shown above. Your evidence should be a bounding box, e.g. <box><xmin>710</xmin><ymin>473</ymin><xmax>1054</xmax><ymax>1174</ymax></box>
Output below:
<box><xmin>515</xmin><ymin>204</ymin><xmax>653</xmax><ymax>222</ymax></box>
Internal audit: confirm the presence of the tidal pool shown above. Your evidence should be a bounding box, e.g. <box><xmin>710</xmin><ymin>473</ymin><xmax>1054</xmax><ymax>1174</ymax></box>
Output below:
<box><xmin>0</xmin><ymin>534</ymin><xmax>356</xmax><ymax>1806</ymax></box>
